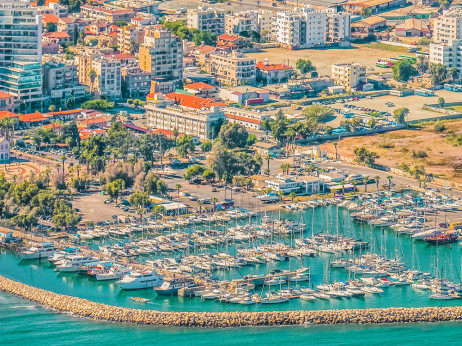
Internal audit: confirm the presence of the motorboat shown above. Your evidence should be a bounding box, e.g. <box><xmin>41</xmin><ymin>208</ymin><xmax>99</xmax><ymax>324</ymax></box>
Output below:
<box><xmin>154</xmin><ymin>278</ymin><xmax>197</xmax><ymax>296</ymax></box>
<box><xmin>117</xmin><ymin>269</ymin><xmax>164</xmax><ymax>290</ymax></box>
<box><xmin>20</xmin><ymin>243</ymin><xmax>57</xmax><ymax>260</ymax></box>
<box><xmin>56</xmin><ymin>255</ymin><xmax>100</xmax><ymax>272</ymax></box>
<box><xmin>131</xmin><ymin>297</ymin><xmax>149</xmax><ymax>303</ymax></box>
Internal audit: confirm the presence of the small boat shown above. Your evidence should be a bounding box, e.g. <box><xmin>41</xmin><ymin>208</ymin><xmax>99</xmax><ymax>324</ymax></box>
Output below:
<box><xmin>300</xmin><ymin>294</ymin><xmax>316</xmax><ymax>301</ymax></box>
<box><xmin>429</xmin><ymin>293</ymin><xmax>458</xmax><ymax>300</ymax></box>
<box><xmin>131</xmin><ymin>297</ymin><xmax>149</xmax><ymax>303</ymax></box>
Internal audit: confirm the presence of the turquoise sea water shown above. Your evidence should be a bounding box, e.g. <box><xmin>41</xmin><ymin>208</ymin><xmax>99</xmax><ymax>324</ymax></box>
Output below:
<box><xmin>2</xmin><ymin>205</ymin><xmax>462</xmax><ymax>344</ymax></box>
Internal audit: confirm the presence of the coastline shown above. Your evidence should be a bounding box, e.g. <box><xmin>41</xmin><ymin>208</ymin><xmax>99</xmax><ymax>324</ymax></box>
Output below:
<box><xmin>2</xmin><ymin>275</ymin><xmax>462</xmax><ymax>328</ymax></box>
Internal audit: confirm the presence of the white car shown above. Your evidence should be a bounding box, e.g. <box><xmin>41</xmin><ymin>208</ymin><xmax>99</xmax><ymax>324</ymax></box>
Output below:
<box><xmin>442</xmin><ymin>185</ymin><xmax>451</xmax><ymax>190</ymax></box>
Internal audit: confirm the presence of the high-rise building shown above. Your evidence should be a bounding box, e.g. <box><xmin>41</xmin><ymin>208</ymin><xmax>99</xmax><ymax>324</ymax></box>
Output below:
<box><xmin>138</xmin><ymin>26</ymin><xmax>183</xmax><ymax>87</ymax></box>
<box><xmin>331</xmin><ymin>63</ymin><xmax>366</xmax><ymax>91</ymax></box>
<box><xmin>187</xmin><ymin>6</ymin><xmax>225</xmax><ymax>36</ymax></box>
<box><xmin>0</xmin><ymin>0</ymin><xmax>43</xmax><ymax>111</ymax></box>
<box><xmin>207</xmin><ymin>51</ymin><xmax>256</xmax><ymax>86</ymax></box>
<box><xmin>276</xmin><ymin>7</ymin><xmax>350</xmax><ymax>49</ymax></box>
<box><xmin>430</xmin><ymin>40</ymin><xmax>462</xmax><ymax>79</ymax></box>
<box><xmin>433</xmin><ymin>8</ymin><xmax>462</xmax><ymax>44</ymax></box>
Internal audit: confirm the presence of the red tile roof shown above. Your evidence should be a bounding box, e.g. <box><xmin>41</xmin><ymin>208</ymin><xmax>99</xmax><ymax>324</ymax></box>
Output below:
<box><xmin>44</xmin><ymin>123</ymin><xmax>62</xmax><ymax>129</ymax></box>
<box><xmin>0</xmin><ymin>91</ymin><xmax>13</xmax><ymax>99</ymax></box>
<box><xmin>256</xmin><ymin>61</ymin><xmax>294</xmax><ymax>71</ymax></box>
<box><xmin>225</xmin><ymin>113</ymin><xmax>261</xmax><ymax>124</ymax></box>
<box><xmin>42</xmin><ymin>14</ymin><xmax>59</xmax><ymax>24</ymax></box>
<box><xmin>19</xmin><ymin>113</ymin><xmax>47</xmax><ymax>122</ymax></box>
<box><xmin>184</xmin><ymin>82</ymin><xmax>216</xmax><ymax>91</ymax></box>
<box><xmin>45</xmin><ymin>109</ymin><xmax>82</xmax><ymax>116</ymax></box>
<box><xmin>43</xmin><ymin>32</ymin><xmax>71</xmax><ymax>39</ymax></box>
<box><xmin>195</xmin><ymin>45</ymin><xmax>217</xmax><ymax>55</ymax></box>
<box><xmin>77</xmin><ymin>117</ymin><xmax>107</xmax><ymax>125</ymax></box>
<box><xmin>0</xmin><ymin>111</ymin><xmax>18</xmax><ymax>120</ymax></box>
<box><xmin>217</xmin><ymin>33</ymin><xmax>241</xmax><ymax>41</ymax></box>
<box><xmin>164</xmin><ymin>93</ymin><xmax>224</xmax><ymax>110</ymax></box>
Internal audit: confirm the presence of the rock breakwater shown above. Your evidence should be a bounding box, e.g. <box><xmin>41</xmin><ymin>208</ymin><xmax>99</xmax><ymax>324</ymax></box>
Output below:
<box><xmin>2</xmin><ymin>275</ymin><xmax>462</xmax><ymax>327</ymax></box>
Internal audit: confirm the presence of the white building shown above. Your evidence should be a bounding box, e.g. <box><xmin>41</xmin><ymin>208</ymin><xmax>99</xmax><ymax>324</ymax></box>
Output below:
<box><xmin>145</xmin><ymin>92</ymin><xmax>225</xmax><ymax>140</ymax></box>
<box><xmin>225</xmin><ymin>11</ymin><xmax>258</xmax><ymax>34</ymax></box>
<box><xmin>276</xmin><ymin>7</ymin><xmax>350</xmax><ymax>49</ymax></box>
<box><xmin>0</xmin><ymin>0</ymin><xmax>44</xmax><ymax>111</ymax></box>
<box><xmin>430</xmin><ymin>40</ymin><xmax>462</xmax><ymax>79</ymax></box>
<box><xmin>0</xmin><ymin>138</ymin><xmax>10</xmax><ymax>162</ymax></box>
<box><xmin>207</xmin><ymin>51</ymin><xmax>256</xmax><ymax>86</ymax></box>
<box><xmin>187</xmin><ymin>6</ymin><xmax>225</xmax><ymax>36</ymax></box>
<box><xmin>223</xmin><ymin>107</ymin><xmax>270</xmax><ymax>130</ymax></box>
<box><xmin>258</xmin><ymin>10</ymin><xmax>275</xmax><ymax>40</ymax></box>
<box><xmin>332</xmin><ymin>63</ymin><xmax>366</xmax><ymax>90</ymax></box>
<box><xmin>265</xmin><ymin>175</ymin><xmax>324</xmax><ymax>194</ymax></box>
<box><xmin>433</xmin><ymin>8</ymin><xmax>462</xmax><ymax>44</ymax></box>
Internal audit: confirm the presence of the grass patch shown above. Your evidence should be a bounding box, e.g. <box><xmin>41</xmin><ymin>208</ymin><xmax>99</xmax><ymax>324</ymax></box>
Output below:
<box><xmin>445</xmin><ymin>105</ymin><xmax>462</xmax><ymax>113</ymax></box>
<box><xmin>362</xmin><ymin>43</ymin><xmax>407</xmax><ymax>52</ymax></box>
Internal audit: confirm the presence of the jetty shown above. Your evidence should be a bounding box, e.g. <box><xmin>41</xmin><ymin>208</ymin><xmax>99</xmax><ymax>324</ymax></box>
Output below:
<box><xmin>2</xmin><ymin>275</ymin><xmax>462</xmax><ymax>328</ymax></box>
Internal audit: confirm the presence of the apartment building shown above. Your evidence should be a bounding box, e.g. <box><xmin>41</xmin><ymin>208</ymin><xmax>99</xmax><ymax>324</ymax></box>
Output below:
<box><xmin>331</xmin><ymin>63</ymin><xmax>366</xmax><ymax>90</ymax></box>
<box><xmin>118</xmin><ymin>24</ymin><xmax>145</xmax><ymax>54</ymax></box>
<box><xmin>225</xmin><ymin>11</ymin><xmax>258</xmax><ymax>34</ymax></box>
<box><xmin>121</xmin><ymin>66</ymin><xmax>153</xmax><ymax>98</ymax></box>
<box><xmin>109</xmin><ymin>0</ymin><xmax>160</xmax><ymax>14</ymax></box>
<box><xmin>57</xmin><ymin>17</ymin><xmax>87</xmax><ymax>35</ymax></box>
<box><xmin>207</xmin><ymin>51</ymin><xmax>256</xmax><ymax>86</ymax></box>
<box><xmin>138</xmin><ymin>26</ymin><xmax>183</xmax><ymax>87</ymax></box>
<box><xmin>42</xmin><ymin>59</ymin><xmax>88</xmax><ymax>107</ymax></box>
<box><xmin>433</xmin><ymin>8</ymin><xmax>462</xmax><ymax>44</ymax></box>
<box><xmin>276</xmin><ymin>7</ymin><xmax>350</xmax><ymax>49</ymax></box>
<box><xmin>0</xmin><ymin>0</ymin><xmax>44</xmax><ymax>111</ymax></box>
<box><xmin>80</xmin><ymin>4</ymin><xmax>135</xmax><ymax>22</ymax></box>
<box><xmin>256</xmin><ymin>60</ymin><xmax>294</xmax><ymax>83</ymax></box>
<box><xmin>76</xmin><ymin>53</ymin><xmax>122</xmax><ymax>99</ymax></box>
<box><xmin>223</xmin><ymin>107</ymin><xmax>270</xmax><ymax>130</ymax></box>
<box><xmin>258</xmin><ymin>10</ymin><xmax>275</xmax><ymax>40</ymax></box>
<box><xmin>430</xmin><ymin>40</ymin><xmax>462</xmax><ymax>79</ymax></box>
<box><xmin>187</xmin><ymin>6</ymin><xmax>225</xmax><ymax>36</ymax></box>
<box><xmin>145</xmin><ymin>92</ymin><xmax>225</xmax><ymax>140</ymax></box>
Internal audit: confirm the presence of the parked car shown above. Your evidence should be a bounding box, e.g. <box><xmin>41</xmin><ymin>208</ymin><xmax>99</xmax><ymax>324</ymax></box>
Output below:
<box><xmin>442</xmin><ymin>185</ymin><xmax>451</xmax><ymax>190</ymax></box>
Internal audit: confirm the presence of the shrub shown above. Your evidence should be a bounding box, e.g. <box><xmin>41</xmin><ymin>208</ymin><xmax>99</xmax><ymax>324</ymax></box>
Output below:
<box><xmin>434</xmin><ymin>122</ymin><xmax>447</xmax><ymax>133</ymax></box>
<box><xmin>412</xmin><ymin>150</ymin><xmax>428</xmax><ymax>159</ymax></box>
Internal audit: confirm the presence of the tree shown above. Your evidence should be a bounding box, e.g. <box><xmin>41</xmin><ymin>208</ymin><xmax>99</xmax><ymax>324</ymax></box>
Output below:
<box><xmin>62</xmin><ymin>121</ymin><xmax>80</xmax><ymax>149</ymax></box>
<box><xmin>392</xmin><ymin>60</ymin><xmax>417</xmax><ymax>82</ymax></box>
<box><xmin>449</xmin><ymin>67</ymin><xmax>458</xmax><ymax>81</ymax></box>
<box><xmin>416</xmin><ymin>55</ymin><xmax>429</xmax><ymax>73</ymax></box>
<box><xmin>13</xmin><ymin>213</ymin><xmax>38</xmax><ymax>233</ymax></box>
<box><xmin>340</xmin><ymin>180</ymin><xmax>346</xmax><ymax>195</ymax></box>
<box><xmin>438</xmin><ymin>97</ymin><xmax>445</xmax><ymax>108</ymax></box>
<box><xmin>363</xmin><ymin>176</ymin><xmax>370</xmax><ymax>192</ymax></box>
<box><xmin>429</xmin><ymin>63</ymin><xmax>447</xmax><ymax>85</ymax></box>
<box><xmin>386</xmin><ymin>175</ymin><xmax>393</xmax><ymax>191</ymax></box>
<box><xmin>360</xmin><ymin>8</ymin><xmax>372</xmax><ymax>17</ymax></box>
<box><xmin>353</xmin><ymin>146</ymin><xmax>379</xmax><ymax>167</ymax></box>
<box><xmin>289</xmin><ymin>192</ymin><xmax>296</xmax><ymax>202</ymax></box>
<box><xmin>48</xmin><ymin>105</ymin><xmax>56</xmax><ymax>112</ymax></box>
<box><xmin>184</xmin><ymin>164</ymin><xmax>206</xmax><ymax>182</ymax></box>
<box><xmin>375</xmin><ymin>176</ymin><xmax>380</xmax><ymax>191</ymax></box>
<box><xmin>106</xmin><ymin>179</ymin><xmax>124</xmax><ymax>203</ymax></box>
<box><xmin>81</xmin><ymin>99</ymin><xmax>114</xmax><ymax>110</ymax></box>
<box><xmin>218</xmin><ymin>122</ymin><xmax>249</xmax><ymax>149</ymax></box>
<box><xmin>333</xmin><ymin>141</ymin><xmax>338</xmax><ymax>160</ymax></box>
<box><xmin>175</xmin><ymin>183</ymin><xmax>182</xmax><ymax>195</ymax></box>
<box><xmin>193</xmin><ymin>31</ymin><xmax>217</xmax><ymax>46</ymax></box>
<box><xmin>303</xmin><ymin>105</ymin><xmax>334</xmax><ymax>123</ymax></box>
<box><xmin>72</xmin><ymin>25</ymin><xmax>79</xmax><ymax>45</ymax></box>
<box><xmin>202</xmin><ymin>169</ymin><xmax>215</xmax><ymax>183</ymax></box>
<box><xmin>176</xmin><ymin>135</ymin><xmax>195</xmax><ymax>158</ymax></box>
<box><xmin>296</xmin><ymin>59</ymin><xmax>316</xmax><ymax>74</ymax></box>
<box><xmin>65</xmin><ymin>97</ymin><xmax>75</xmax><ymax>110</ymax></box>
<box><xmin>89</xmin><ymin>70</ymin><xmax>97</xmax><ymax>97</ymax></box>
<box><xmin>265</xmin><ymin>154</ymin><xmax>272</xmax><ymax>175</ymax></box>
<box><xmin>280</xmin><ymin>163</ymin><xmax>291</xmax><ymax>174</ymax></box>
<box><xmin>201</xmin><ymin>139</ymin><xmax>213</xmax><ymax>152</ymax></box>
<box><xmin>129</xmin><ymin>191</ymin><xmax>151</xmax><ymax>223</ymax></box>
<box><xmin>153</xmin><ymin>205</ymin><xmax>164</xmax><ymax>219</ymax></box>
<box><xmin>393</xmin><ymin>107</ymin><xmax>409</xmax><ymax>124</ymax></box>
<box><xmin>46</xmin><ymin>22</ymin><xmax>57</xmax><ymax>32</ymax></box>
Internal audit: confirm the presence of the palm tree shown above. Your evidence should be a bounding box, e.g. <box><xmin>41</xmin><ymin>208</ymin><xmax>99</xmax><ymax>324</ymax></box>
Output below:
<box><xmin>386</xmin><ymin>175</ymin><xmax>393</xmax><ymax>191</ymax></box>
<box><xmin>340</xmin><ymin>180</ymin><xmax>346</xmax><ymax>195</ymax></box>
<box><xmin>75</xmin><ymin>164</ymin><xmax>81</xmax><ymax>179</ymax></box>
<box><xmin>289</xmin><ymin>192</ymin><xmax>296</xmax><ymax>202</ymax></box>
<box><xmin>60</xmin><ymin>155</ymin><xmax>67</xmax><ymax>182</ymax></box>
<box><xmin>197</xmin><ymin>200</ymin><xmax>203</xmax><ymax>214</ymax></box>
<box><xmin>350</xmin><ymin>179</ymin><xmax>359</xmax><ymax>193</ymax></box>
<box><xmin>265</xmin><ymin>154</ymin><xmax>272</xmax><ymax>175</ymax></box>
<box><xmin>375</xmin><ymin>176</ymin><xmax>380</xmax><ymax>191</ymax></box>
<box><xmin>175</xmin><ymin>183</ymin><xmax>182</xmax><ymax>196</ymax></box>
<box><xmin>333</xmin><ymin>141</ymin><xmax>338</xmax><ymax>160</ymax></box>
<box><xmin>89</xmin><ymin>70</ymin><xmax>97</xmax><ymax>97</ymax></box>
<box><xmin>449</xmin><ymin>67</ymin><xmax>458</xmax><ymax>81</ymax></box>
<box><xmin>331</xmin><ymin>188</ymin><xmax>338</xmax><ymax>197</ymax></box>
<box><xmin>211</xmin><ymin>196</ymin><xmax>218</xmax><ymax>210</ymax></box>
<box><xmin>363</xmin><ymin>176</ymin><xmax>369</xmax><ymax>192</ymax></box>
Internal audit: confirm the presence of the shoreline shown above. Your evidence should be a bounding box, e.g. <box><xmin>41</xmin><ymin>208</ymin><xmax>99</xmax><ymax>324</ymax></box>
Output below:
<box><xmin>2</xmin><ymin>275</ymin><xmax>462</xmax><ymax>328</ymax></box>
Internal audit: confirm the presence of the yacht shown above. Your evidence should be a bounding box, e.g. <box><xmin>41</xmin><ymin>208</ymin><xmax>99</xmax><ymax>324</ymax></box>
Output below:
<box><xmin>96</xmin><ymin>265</ymin><xmax>131</xmax><ymax>281</ymax></box>
<box><xmin>154</xmin><ymin>278</ymin><xmax>197</xmax><ymax>296</ymax></box>
<box><xmin>117</xmin><ymin>269</ymin><xmax>164</xmax><ymax>290</ymax></box>
<box><xmin>20</xmin><ymin>243</ymin><xmax>57</xmax><ymax>260</ymax></box>
<box><xmin>57</xmin><ymin>255</ymin><xmax>100</xmax><ymax>272</ymax></box>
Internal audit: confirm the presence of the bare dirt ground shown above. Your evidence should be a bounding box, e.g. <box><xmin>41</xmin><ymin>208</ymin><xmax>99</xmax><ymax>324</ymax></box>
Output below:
<box><xmin>247</xmin><ymin>45</ymin><xmax>402</xmax><ymax>75</ymax></box>
<box><xmin>321</xmin><ymin>119</ymin><xmax>462</xmax><ymax>182</ymax></box>
<box><xmin>73</xmin><ymin>191</ymin><xmax>124</xmax><ymax>222</ymax></box>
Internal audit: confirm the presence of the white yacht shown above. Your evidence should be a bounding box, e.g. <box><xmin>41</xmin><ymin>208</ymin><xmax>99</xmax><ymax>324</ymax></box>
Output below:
<box><xmin>96</xmin><ymin>266</ymin><xmax>130</xmax><ymax>281</ymax></box>
<box><xmin>117</xmin><ymin>269</ymin><xmax>164</xmax><ymax>290</ymax></box>
<box><xmin>57</xmin><ymin>255</ymin><xmax>100</xmax><ymax>272</ymax></box>
<box><xmin>20</xmin><ymin>243</ymin><xmax>57</xmax><ymax>260</ymax></box>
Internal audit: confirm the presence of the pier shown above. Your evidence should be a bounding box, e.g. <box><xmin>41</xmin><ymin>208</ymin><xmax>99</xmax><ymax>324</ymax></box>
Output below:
<box><xmin>1</xmin><ymin>275</ymin><xmax>462</xmax><ymax>327</ymax></box>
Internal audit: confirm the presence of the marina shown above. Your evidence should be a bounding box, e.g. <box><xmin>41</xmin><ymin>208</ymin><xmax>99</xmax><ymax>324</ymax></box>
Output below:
<box><xmin>2</xmin><ymin>189</ymin><xmax>462</xmax><ymax>313</ymax></box>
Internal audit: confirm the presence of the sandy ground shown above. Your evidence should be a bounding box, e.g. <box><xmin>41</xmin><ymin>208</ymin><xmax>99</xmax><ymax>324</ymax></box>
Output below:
<box><xmin>321</xmin><ymin>119</ymin><xmax>462</xmax><ymax>182</ymax></box>
<box><xmin>247</xmin><ymin>45</ymin><xmax>403</xmax><ymax>75</ymax></box>
<box><xmin>72</xmin><ymin>191</ymin><xmax>129</xmax><ymax>222</ymax></box>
